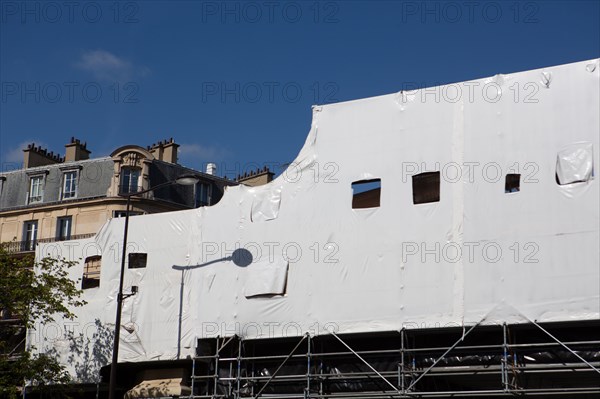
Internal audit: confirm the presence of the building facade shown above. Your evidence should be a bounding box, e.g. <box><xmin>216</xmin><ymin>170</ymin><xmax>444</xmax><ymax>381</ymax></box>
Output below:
<box><xmin>0</xmin><ymin>138</ymin><xmax>236</xmax><ymax>255</ymax></box>
<box><xmin>24</xmin><ymin>59</ymin><xmax>600</xmax><ymax>399</ymax></box>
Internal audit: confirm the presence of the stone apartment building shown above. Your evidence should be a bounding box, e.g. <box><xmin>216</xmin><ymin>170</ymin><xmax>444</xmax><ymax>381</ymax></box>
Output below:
<box><xmin>0</xmin><ymin>136</ymin><xmax>274</xmax><ymax>385</ymax></box>
<box><xmin>0</xmin><ymin>137</ymin><xmax>237</xmax><ymax>255</ymax></box>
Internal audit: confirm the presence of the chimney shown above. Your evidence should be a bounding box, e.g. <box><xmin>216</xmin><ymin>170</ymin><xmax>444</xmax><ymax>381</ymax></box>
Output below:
<box><xmin>235</xmin><ymin>166</ymin><xmax>275</xmax><ymax>187</ymax></box>
<box><xmin>149</xmin><ymin>138</ymin><xmax>179</xmax><ymax>164</ymax></box>
<box><xmin>23</xmin><ymin>143</ymin><xmax>64</xmax><ymax>168</ymax></box>
<box><xmin>206</xmin><ymin>163</ymin><xmax>217</xmax><ymax>175</ymax></box>
<box><xmin>148</xmin><ymin>141</ymin><xmax>164</xmax><ymax>160</ymax></box>
<box><xmin>162</xmin><ymin>138</ymin><xmax>179</xmax><ymax>164</ymax></box>
<box><xmin>64</xmin><ymin>137</ymin><xmax>91</xmax><ymax>162</ymax></box>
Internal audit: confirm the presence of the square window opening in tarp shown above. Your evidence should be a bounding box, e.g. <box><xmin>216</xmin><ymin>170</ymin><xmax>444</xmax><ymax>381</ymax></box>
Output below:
<box><xmin>412</xmin><ymin>172</ymin><xmax>440</xmax><ymax>204</ymax></box>
<box><xmin>505</xmin><ymin>174</ymin><xmax>521</xmax><ymax>193</ymax></box>
<box><xmin>352</xmin><ymin>179</ymin><xmax>381</xmax><ymax>209</ymax></box>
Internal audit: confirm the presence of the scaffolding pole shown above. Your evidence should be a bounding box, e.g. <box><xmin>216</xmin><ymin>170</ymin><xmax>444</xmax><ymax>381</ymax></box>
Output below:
<box><xmin>531</xmin><ymin>319</ymin><xmax>600</xmax><ymax>375</ymax></box>
<box><xmin>188</xmin><ymin>321</ymin><xmax>600</xmax><ymax>399</ymax></box>
<box><xmin>405</xmin><ymin>321</ymin><xmax>482</xmax><ymax>392</ymax></box>
<box><xmin>253</xmin><ymin>334</ymin><xmax>308</xmax><ymax>399</ymax></box>
<box><xmin>330</xmin><ymin>332</ymin><xmax>401</xmax><ymax>395</ymax></box>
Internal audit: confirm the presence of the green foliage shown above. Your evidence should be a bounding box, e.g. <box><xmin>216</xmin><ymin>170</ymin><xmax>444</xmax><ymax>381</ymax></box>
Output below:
<box><xmin>0</xmin><ymin>246</ymin><xmax>87</xmax><ymax>397</ymax></box>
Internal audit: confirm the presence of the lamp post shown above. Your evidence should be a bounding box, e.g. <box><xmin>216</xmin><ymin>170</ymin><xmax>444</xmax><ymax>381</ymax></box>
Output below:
<box><xmin>108</xmin><ymin>174</ymin><xmax>199</xmax><ymax>399</ymax></box>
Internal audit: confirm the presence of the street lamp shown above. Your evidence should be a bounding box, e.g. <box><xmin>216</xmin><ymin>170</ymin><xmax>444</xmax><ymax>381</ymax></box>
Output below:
<box><xmin>108</xmin><ymin>174</ymin><xmax>199</xmax><ymax>399</ymax></box>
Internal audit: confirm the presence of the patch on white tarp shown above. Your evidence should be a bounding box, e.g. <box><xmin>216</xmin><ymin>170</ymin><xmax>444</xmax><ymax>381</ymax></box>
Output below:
<box><xmin>556</xmin><ymin>142</ymin><xmax>594</xmax><ymax>185</ymax></box>
<box><xmin>251</xmin><ymin>185</ymin><xmax>282</xmax><ymax>221</ymax></box>
<box><xmin>244</xmin><ymin>257</ymin><xmax>288</xmax><ymax>298</ymax></box>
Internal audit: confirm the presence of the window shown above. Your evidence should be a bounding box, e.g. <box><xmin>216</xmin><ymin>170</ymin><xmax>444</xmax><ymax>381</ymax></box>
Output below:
<box><xmin>412</xmin><ymin>171</ymin><xmax>440</xmax><ymax>204</ymax></box>
<box><xmin>351</xmin><ymin>179</ymin><xmax>381</xmax><ymax>209</ymax></box>
<box><xmin>62</xmin><ymin>171</ymin><xmax>78</xmax><ymax>199</ymax></box>
<box><xmin>22</xmin><ymin>220</ymin><xmax>38</xmax><ymax>251</ymax></box>
<box><xmin>28</xmin><ymin>175</ymin><xmax>44</xmax><ymax>203</ymax></box>
<box><xmin>195</xmin><ymin>182</ymin><xmax>211</xmax><ymax>207</ymax></box>
<box><xmin>0</xmin><ymin>176</ymin><xmax>5</xmax><ymax>197</ymax></box>
<box><xmin>505</xmin><ymin>174</ymin><xmax>521</xmax><ymax>193</ymax></box>
<box><xmin>56</xmin><ymin>216</ymin><xmax>72</xmax><ymax>241</ymax></box>
<box><xmin>82</xmin><ymin>255</ymin><xmax>101</xmax><ymax>289</ymax></box>
<box><xmin>128</xmin><ymin>253</ymin><xmax>147</xmax><ymax>269</ymax></box>
<box><xmin>120</xmin><ymin>168</ymin><xmax>140</xmax><ymax>194</ymax></box>
<box><xmin>113</xmin><ymin>210</ymin><xmax>143</xmax><ymax>218</ymax></box>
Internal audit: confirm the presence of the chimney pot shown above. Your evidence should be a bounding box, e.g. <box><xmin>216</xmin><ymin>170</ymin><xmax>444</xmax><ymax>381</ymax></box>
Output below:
<box><xmin>23</xmin><ymin>142</ymin><xmax>63</xmax><ymax>168</ymax></box>
<box><xmin>64</xmin><ymin>137</ymin><xmax>91</xmax><ymax>162</ymax></box>
<box><xmin>160</xmin><ymin>138</ymin><xmax>179</xmax><ymax>164</ymax></box>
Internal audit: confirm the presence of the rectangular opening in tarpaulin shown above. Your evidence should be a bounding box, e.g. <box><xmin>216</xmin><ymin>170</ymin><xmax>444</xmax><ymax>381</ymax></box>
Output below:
<box><xmin>352</xmin><ymin>179</ymin><xmax>381</xmax><ymax>209</ymax></box>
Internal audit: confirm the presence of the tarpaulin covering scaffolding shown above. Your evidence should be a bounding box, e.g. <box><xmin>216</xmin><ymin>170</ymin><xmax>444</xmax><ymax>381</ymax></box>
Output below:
<box><xmin>29</xmin><ymin>59</ymin><xmax>599</xmax><ymax>393</ymax></box>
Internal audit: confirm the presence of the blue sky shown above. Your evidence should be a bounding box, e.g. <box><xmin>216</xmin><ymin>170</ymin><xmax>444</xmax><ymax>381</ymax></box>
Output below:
<box><xmin>1</xmin><ymin>0</ymin><xmax>599</xmax><ymax>178</ymax></box>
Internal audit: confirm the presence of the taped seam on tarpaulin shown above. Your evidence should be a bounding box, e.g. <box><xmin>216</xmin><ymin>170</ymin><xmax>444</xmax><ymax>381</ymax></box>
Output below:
<box><xmin>451</xmin><ymin>92</ymin><xmax>466</xmax><ymax>330</ymax></box>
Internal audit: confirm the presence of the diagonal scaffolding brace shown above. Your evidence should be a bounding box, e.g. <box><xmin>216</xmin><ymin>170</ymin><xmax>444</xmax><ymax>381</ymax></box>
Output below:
<box><xmin>188</xmin><ymin>319</ymin><xmax>599</xmax><ymax>398</ymax></box>
<box><xmin>406</xmin><ymin>321</ymin><xmax>482</xmax><ymax>392</ymax></box>
<box><xmin>218</xmin><ymin>335</ymin><xmax>237</xmax><ymax>354</ymax></box>
<box><xmin>253</xmin><ymin>333</ymin><xmax>308</xmax><ymax>398</ymax></box>
<box><xmin>531</xmin><ymin>320</ymin><xmax>600</xmax><ymax>375</ymax></box>
<box><xmin>331</xmin><ymin>332</ymin><xmax>401</xmax><ymax>395</ymax></box>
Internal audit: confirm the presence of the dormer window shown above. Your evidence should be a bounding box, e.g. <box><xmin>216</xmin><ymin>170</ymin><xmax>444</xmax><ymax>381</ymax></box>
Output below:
<box><xmin>111</xmin><ymin>147</ymin><xmax>154</xmax><ymax>197</ymax></box>
<box><xmin>28</xmin><ymin>175</ymin><xmax>44</xmax><ymax>204</ymax></box>
<box><xmin>195</xmin><ymin>182</ymin><xmax>211</xmax><ymax>207</ymax></box>
<box><xmin>62</xmin><ymin>171</ymin><xmax>78</xmax><ymax>199</ymax></box>
<box><xmin>120</xmin><ymin>168</ymin><xmax>140</xmax><ymax>194</ymax></box>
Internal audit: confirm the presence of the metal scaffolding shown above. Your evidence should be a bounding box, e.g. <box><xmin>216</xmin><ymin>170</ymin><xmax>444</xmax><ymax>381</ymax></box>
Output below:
<box><xmin>186</xmin><ymin>320</ymin><xmax>600</xmax><ymax>398</ymax></box>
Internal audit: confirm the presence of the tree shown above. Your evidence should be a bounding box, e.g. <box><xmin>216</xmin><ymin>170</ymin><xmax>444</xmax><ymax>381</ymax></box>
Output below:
<box><xmin>0</xmin><ymin>246</ymin><xmax>87</xmax><ymax>398</ymax></box>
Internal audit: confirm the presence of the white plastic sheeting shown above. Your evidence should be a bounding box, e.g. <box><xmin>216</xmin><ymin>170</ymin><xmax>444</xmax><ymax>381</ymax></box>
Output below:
<box><xmin>30</xmin><ymin>59</ymin><xmax>599</xmax><ymax>377</ymax></box>
<box><xmin>556</xmin><ymin>142</ymin><xmax>594</xmax><ymax>185</ymax></box>
<box><xmin>244</xmin><ymin>257</ymin><xmax>288</xmax><ymax>297</ymax></box>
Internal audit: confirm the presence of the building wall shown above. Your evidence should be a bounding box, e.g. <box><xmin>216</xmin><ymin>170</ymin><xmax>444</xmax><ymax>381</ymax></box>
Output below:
<box><xmin>0</xmin><ymin>158</ymin><xmax>114</xmax><ymax>210</ymax></box>
<box><xmin>0</xmin><ymin>142</ymin><xmax>237</xmax><ymax>252</ymax></box>
<box><xmin>0</xmin><ymin>199</ymin><xmax>186</xmax><ymax>244</ymax></box>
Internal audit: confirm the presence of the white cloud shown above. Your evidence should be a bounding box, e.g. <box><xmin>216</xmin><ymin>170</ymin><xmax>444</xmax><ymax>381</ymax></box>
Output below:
<box><xmin>178</xmin><ymin>143</ymin><xmax>232</xmax><ymax>165</ymax></box>
<box><xmin>1</xmin><ymin>140</ymin><xmax>48</xmax><ymax>168</ymax></box>
<box><xmin>74</xmin><ymin>50</ymin><xmax>148</xmax><ymax>82</ymax></box>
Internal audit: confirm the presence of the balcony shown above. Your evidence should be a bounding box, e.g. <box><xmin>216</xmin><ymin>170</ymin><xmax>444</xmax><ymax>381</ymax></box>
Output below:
<box><xmin>118</xmin><ymin>184</ymin><xmax>144</xmax><ymax>196</ymax></box>
<box><xmin>1</xmin><ymin>233</ymin><xmax>97</xmax><ymax>254</ymax></box>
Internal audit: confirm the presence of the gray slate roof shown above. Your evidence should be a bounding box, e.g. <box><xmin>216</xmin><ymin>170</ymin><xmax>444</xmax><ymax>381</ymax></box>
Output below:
<box><xmin>0</xmin><ymin>157</ymin><xmax>236</xmax><ymax>212</ymax></box>
<box><xmin>0</xmin><ymin>158</ymin><xmax>113</xmax><ymax>211</ymax></box>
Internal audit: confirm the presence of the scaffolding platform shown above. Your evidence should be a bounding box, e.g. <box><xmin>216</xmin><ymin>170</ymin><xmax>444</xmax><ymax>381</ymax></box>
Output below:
<box><xmin>188</xmin><ymin>320</ymin><xmax>600</xmax><ymax>398</ymax></box>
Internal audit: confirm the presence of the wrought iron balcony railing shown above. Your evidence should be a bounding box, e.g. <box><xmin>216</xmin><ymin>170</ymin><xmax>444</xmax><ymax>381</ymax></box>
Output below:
<box><xmin>1</xmin><ymin>233</ymin><xmax>97</xmax><ymax>254</ymax></box>
<box><xmin>118</xmin><ymin>185</ymin><xmax>144</xmax><ymax>196</ymax></box>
